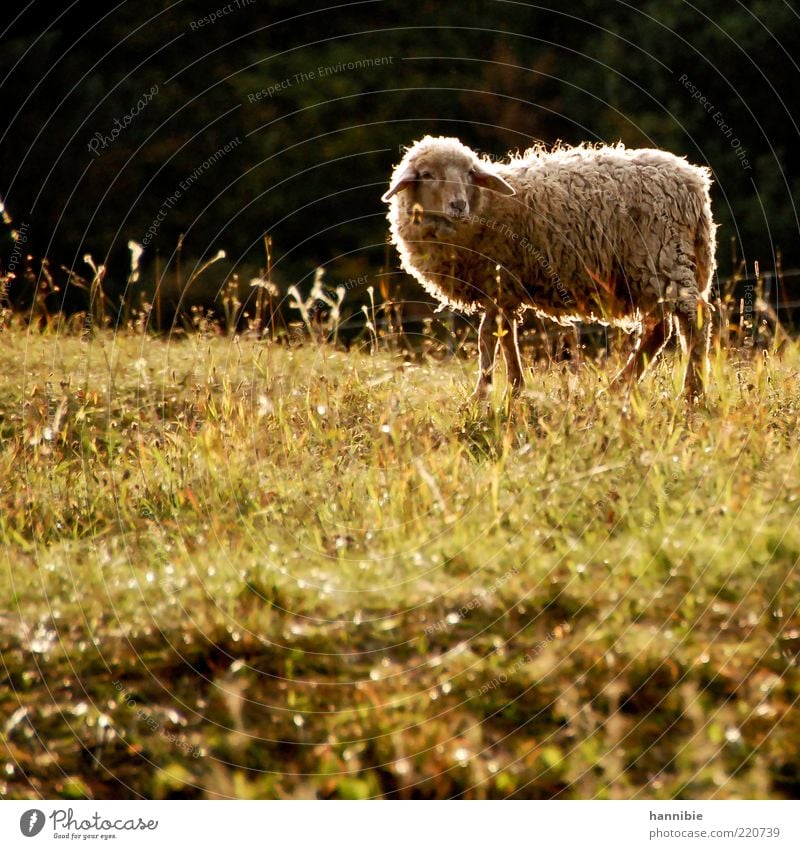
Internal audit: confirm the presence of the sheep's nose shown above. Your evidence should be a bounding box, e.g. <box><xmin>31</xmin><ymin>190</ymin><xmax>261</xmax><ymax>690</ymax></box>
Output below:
<box><xmin>449</xmin><ymin>198</ymin><xmax>467</xmax><ymax>214</ymax></box>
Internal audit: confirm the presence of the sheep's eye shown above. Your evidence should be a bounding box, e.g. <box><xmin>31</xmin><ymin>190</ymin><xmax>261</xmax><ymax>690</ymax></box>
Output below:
<box><xmin>420</xmin><ymin>171</ymin><xmax>434</xmax><ymax>180</ymax></box>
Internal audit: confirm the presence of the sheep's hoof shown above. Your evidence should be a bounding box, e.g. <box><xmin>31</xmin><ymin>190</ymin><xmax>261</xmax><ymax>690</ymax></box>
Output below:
<box><xmin>465</xmin><ymin>392</ymin><xmax>490</xmax><ymax>406</ymax></box>
<box><xmin>684</xmin><ymin>386</ymin><xmax>706</xmax><ymax>406</ymax></box>
<box><xmin>461</xmin><ymin>387</ymin><xmax>493</xmax><ymax>414</ymax></box>
<box><xmin>596</xmin><ymin>380</ymin><xmax>619</xmax><ymax>398</ymax></box>
<box><xmin>604</xmin><ymin>370</ymin><xmax>636</xmax><ymax>396</ymax></box>
<box><xmin>470</xmin><ymin>383</ymin><xmax>491</xmax><ymax>400</ymax></box>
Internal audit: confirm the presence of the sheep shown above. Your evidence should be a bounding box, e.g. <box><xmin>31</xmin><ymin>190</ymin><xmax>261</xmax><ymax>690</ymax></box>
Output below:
<box><xmin>381</xmin><ymin>135</ymin><xmax>717</xmax><ymax>399</ymax></box>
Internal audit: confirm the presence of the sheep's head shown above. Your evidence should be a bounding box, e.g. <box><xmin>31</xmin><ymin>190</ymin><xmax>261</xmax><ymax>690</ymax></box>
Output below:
<box><xmin>382</xmin><ymin>137</ymin><xmax>515</xmax><ymax>238</ymax></box>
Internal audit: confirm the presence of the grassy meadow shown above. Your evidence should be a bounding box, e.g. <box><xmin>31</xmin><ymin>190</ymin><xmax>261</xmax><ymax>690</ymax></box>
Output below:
<box><xmin>1</xmin><ymin>321</ymin><xmax>799</xmax><ymax>799</ymax></box>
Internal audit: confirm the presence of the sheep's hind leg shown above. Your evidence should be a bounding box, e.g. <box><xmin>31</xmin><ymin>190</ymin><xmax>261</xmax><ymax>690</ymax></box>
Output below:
<box><xmin>499</xmin><ymin>314</ymin><xmax>525</xmax><ymax>396</ymax></box>
<box><xmin>611</xmin><ymin>315</ymin><xmax>672</xmax><ymax>387</ymax></box>
<box><xmin>674</xmin><ymin>305</ymin><xmax>711</xmax><ymax>398</ymax></box>
<box><xmin>473</xmin><ymin>309</ymin><xmax>499</xmax><ymax>399</ymax></box>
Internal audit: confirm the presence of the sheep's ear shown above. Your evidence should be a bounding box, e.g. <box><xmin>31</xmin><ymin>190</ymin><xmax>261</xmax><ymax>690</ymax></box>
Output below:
<box><xmin>381</xmin><ymin>166</ymin><xmax>417</xmax><ymax>202</ymax></box>
<box><xmin>470</xmin><ymin>164</ymin><xmax>515</xmax><ymax>196</ymax></box>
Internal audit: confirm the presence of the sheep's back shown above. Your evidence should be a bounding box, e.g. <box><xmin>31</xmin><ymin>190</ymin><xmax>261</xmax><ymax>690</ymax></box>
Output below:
<box><xmin>387</xmin><ymin>144</ymin><xmax>714</xmax><ymax>321</ymax></box>
<box><xmin>489</xmin><ymin>147</ymin><xmax>714</xmax><ymax>313</ymax></box>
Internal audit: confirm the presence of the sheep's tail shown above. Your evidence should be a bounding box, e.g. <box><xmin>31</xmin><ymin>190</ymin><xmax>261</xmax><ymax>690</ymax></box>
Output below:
<box><xmin>681</xmin><ymin>196</ymin><xmax>717</xmax><ymax>395</ymax></box>
<box><xmin>694</xmin><ymin>177</ymin><xmax>717</xmax><ymax>301</ymax></box>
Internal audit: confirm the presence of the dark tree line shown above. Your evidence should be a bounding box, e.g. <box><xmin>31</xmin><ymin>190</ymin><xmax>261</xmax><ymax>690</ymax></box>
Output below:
<box><xmin>1</xmin><ymin>0</ymin><xmax>798</xmax><ymax>323</ymax></box>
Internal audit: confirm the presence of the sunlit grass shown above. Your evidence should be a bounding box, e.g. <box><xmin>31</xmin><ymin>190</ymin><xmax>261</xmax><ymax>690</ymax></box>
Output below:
<box><xmin>1</xmin><ymin>324</ymin><xmax>799</xmax><ymax>799</ymax></box>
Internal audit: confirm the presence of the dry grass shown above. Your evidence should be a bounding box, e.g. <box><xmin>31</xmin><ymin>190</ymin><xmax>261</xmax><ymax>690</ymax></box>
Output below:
<box><xmin>1</xmin><ymin>323</ymin><xmax>799</xmax><ymax>799</ymax></box>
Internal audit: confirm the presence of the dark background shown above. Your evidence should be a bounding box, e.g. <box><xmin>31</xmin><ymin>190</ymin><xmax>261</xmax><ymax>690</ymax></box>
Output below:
<box><xmin>1</xmin><ymin>0</ymin><xmax>798</xmax><ymax>322</ymax></box>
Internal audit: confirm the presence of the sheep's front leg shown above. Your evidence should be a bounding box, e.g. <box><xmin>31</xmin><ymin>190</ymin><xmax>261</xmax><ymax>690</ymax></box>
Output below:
<box><xmin>473</xmin><ymin>309</ymin><xmax>499</xmax><ymax>399</ymax></box>
<box><xmin>499</xmin><ymin>314</ymin><xmax>525</xmax><ymax>395</ymax></box>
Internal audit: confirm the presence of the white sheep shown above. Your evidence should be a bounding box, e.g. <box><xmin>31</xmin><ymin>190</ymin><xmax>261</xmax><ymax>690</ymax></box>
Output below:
<box><xmin>382</xmin><ymin>136</ymin><xmax>717</xmax><ymax>399</ymax></box>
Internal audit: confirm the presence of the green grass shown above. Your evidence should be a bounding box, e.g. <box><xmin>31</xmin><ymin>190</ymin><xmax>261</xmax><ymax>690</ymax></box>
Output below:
<box><xmin>1</xmin><ymin>324</ymin><xmax>799</xmax><ymax>799</ymax></box>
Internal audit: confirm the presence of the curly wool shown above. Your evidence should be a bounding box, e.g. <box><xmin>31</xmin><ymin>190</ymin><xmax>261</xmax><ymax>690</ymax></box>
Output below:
<box><xmin>385</xmin><ymin>136</ymin><xmax>716</xmax><ymax>328</ymax></box>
